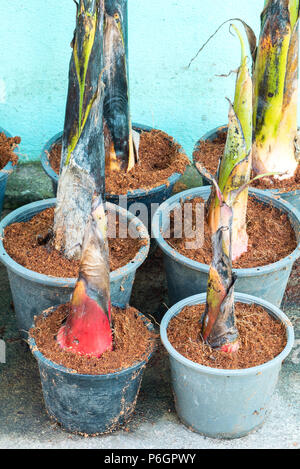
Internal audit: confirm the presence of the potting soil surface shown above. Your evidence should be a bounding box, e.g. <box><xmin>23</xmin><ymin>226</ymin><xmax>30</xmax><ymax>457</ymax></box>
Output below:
<box><xmin>49</xmin><ymin>129</ymin><xmax>190</xmax><ymax>194</ymax></box>
<box><xmin>3</xmin><ymin>207</ymin><xmax>146</xmax><ymax>277</ymax></box>
<box><xmin>30</xmin><ymin>304</ymin><xmax>156</xmax><ymax>375</ymax></box>
<box><xmin>168</xmin><ymin>302</ymin><xmax>287</xmax><ymax>369</ymax></box>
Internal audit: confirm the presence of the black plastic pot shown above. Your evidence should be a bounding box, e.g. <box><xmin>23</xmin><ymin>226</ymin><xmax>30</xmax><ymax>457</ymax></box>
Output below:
<box><xmin>41</xmin><ymin>123</ymin><xmax>187</xmax><ymax>233</ymax></box>
<box><xmin>0</xmin><ymin>127</ymin><xmax>18</xmax><ymax>216</ymax></box>
<box><xmin>29</xmin><ymin>306</ymin><xmax>155</xmax><ymax>435</ymax></box>
<box><xmin>193</xmin><ymin>125</ymin><xmax>300</xmax><ymax>210</ymax></box>
<box><xmin>0</xmin><ymin>199</ymin><xmax>149</xmax><ymax>337</ymax></box>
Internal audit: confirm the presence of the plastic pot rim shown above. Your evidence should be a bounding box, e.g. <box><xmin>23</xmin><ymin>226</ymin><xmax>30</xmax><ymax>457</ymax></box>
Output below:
<box><xmin>40</xmin><ymin>123</ymin><xmax>185</xmax><ymax>199</ymax></box>
<box><xmin>160</xmin><ymin>292</ymin><xmax>294</xmax><ymax>377</ymax></box>
<box><xmin>0</xmin><ymin>198</ymin><xmax>150</xmax><ymax>287</ymax></box>
<box><xmin>152</xmin><ymin>186</ymin><xmax>300</xmax><ymax>278</ymax></box>
<box><xmin>29</xmin><ymin>305</ymin><xmax>155</xmax><ymax>379</ymax></box>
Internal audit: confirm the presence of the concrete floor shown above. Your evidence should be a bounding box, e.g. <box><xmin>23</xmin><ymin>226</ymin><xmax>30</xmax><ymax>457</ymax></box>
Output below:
<box><xmin>0</xmin><ymin>164</ymin><xmax>299</xmax><ymax>449</ymax></box>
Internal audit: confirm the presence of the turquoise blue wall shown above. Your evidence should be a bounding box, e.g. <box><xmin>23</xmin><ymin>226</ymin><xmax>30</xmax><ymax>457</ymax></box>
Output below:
<box><xmin>0</xmin><ymin>1</ymin><xmax>266</xmax><ymax>162</ymax></box>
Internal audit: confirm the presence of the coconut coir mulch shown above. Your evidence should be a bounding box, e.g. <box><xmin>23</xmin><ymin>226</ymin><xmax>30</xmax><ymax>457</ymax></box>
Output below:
<box><xmin>30</xmin><ymin>303</ymin><xmax>156</xmax><ymax>375</ymax></box>
<box><xmin>193</xmin><ymin>131</ymin><xmax>300</xmax><ymax>192</ymax></box>
<box><xmin>3</xmin><ymin>208</ymin><xmax>146</xmax><ymax>277</ymax></box>
<box><xmin>168</xmin><ymin>302</ymin><xmax>287</xmax><ymax>370</ymax></box>
<box><xmin>49</xmin><ymin>130</ymin><xmax>190</xmax><ymax>194</ymax></box>
<box><xmin>0</xmin><ymin>132</ymin><xmax>20</xmax><ymax>170</ymax></box>
<box><xmin>193</xmin><ymin>131</ymin><xmax>226</xmax><ymax>177</ymax></box>
<box><xmin>165</xmin><ymin>197</ymin><xmax>297</xmax><ymax>269</ymax></box>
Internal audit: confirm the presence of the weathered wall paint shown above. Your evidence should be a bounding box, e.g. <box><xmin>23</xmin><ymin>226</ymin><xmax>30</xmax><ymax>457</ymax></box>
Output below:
<box><xmin>0</xmin><ymin>1</ymin><xmax>284</xmax><ymax>162</ymax></box>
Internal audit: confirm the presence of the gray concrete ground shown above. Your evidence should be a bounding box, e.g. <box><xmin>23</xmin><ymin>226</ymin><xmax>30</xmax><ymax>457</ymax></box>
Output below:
<box><xmin>0</xmin><ymin>163</ymin><xmax>299</xmax><ymax>449</ymax></box>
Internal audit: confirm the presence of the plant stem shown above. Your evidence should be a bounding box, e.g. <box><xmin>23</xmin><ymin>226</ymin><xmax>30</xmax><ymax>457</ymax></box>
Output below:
<box><xmin>54</xmin><ymin>0</ymin><xmax>106</xmax><ymax>260</ymax></box>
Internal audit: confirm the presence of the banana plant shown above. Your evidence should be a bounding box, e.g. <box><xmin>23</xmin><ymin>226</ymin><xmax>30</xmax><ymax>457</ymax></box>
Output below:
<box><xmin>53</xmin><ymin>0</ymin><xmax>136</xmax><ymax>355</ymax></box>
<box><xmin>201</xmin><ymin>25</ymin><xmax>253</xmax><ymax>261</ymax></box>
<box><xmin>57</xmin><ymin>195</ymin><xmax>112</xmax><ymax>357</ymax></box>
<box><xmin>54</xmin><ymin>0</ymin><xmax>106</xmax><ymax>261</ymax></box>
<box><xmin>252</xmin><ymin>0</ymin><xmax>299</xmax><ymax>180</ymax></box>
<box><xmin>195</xmin><ymin>23</ymin><xmax>282</xmax><ymax>349</ymax></box>
<box><xmin>103</xmin><ymin>0</ymin><xmax>138</xmax><ymax>172</ymax></box>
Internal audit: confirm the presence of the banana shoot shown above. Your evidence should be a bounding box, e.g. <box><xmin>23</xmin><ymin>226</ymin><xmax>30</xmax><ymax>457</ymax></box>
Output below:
<box><xmin>202</xmin><ymin>178</ymin><xmax>239</xmax><ymax>352</ymax></box>
<box><xmin>55</xmin><ymin>1</ymin><xmax>113</xmax><ymax>357</ymax></box>
<box><xmin>57</xmin><ymin>195</ymin><xmax>112</xmax><ymax>357</ymax></box>
<box><xmin>194</xmin><ymin>26</ymin><xmax>253</xmax><ymax>349</ymax></box>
